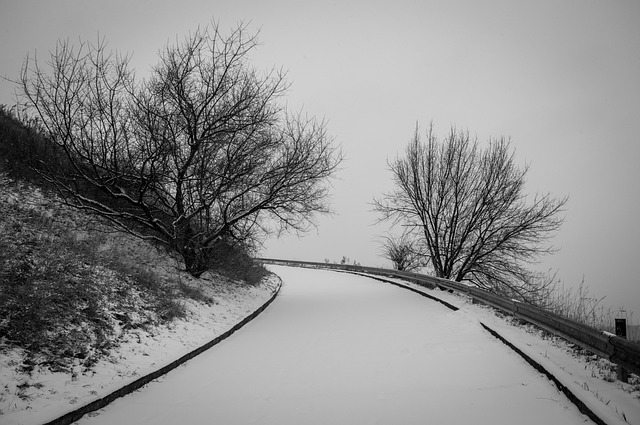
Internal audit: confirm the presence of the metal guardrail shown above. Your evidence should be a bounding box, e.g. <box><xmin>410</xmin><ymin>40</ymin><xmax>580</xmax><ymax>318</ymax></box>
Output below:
<box><xmin>260</xmin><ymin>258</ymin><xmax>640</xmax><ymax>377</ymax></box>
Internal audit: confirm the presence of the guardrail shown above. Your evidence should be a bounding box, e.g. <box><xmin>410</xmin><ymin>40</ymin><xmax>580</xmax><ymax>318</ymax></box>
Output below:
<box><xmin>260</xmin><ymin>258</ymin><xmax>640</xmax><ymax>377</ymax></box>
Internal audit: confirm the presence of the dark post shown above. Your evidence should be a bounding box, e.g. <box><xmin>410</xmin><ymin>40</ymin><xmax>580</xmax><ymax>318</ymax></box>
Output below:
<box><xmin>615</xmin><ymin>318</ymin><xmax>629</xmax><ymax>382</ymax></box>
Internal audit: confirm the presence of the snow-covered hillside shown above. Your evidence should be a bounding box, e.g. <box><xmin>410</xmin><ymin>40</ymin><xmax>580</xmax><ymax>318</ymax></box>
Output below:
<box><xmin>0</xmin><ymin>178</ymin><xmax>281</xmax><ymax>425</ymax></box>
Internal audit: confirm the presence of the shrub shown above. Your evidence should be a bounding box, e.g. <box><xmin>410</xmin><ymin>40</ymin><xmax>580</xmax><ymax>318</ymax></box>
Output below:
<box><xmin>207</xmin><ymin>237</ymin><xmax>270</xmax><ymax>285</ymax></box>
<box><xmin>0</xmin><ymin>105</ymin><xmax>67</xmax><ymax>184</ymax></box>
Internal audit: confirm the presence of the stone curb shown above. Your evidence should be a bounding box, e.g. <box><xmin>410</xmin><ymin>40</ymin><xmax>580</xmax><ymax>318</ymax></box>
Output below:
<box><xmin>42</xmin><ymin>276</ymin><xmax>283</xmax><ymax>425</ymax></box>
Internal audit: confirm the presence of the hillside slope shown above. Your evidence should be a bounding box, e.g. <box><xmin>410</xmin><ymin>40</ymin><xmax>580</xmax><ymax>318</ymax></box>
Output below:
<box><xmin>0</xmin><ymin>177</ymin><xmax>279</xmax><ymax>424</ymax></box>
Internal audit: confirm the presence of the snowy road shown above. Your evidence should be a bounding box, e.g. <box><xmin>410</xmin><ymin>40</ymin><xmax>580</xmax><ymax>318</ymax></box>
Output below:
<box><xmin>78</xmin><ymin>266</ymin><xmax>591</xmax><ymax>424</ymax></box>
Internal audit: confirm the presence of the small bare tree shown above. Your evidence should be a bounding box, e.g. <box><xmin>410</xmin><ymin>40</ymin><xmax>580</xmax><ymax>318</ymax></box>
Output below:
<box><xmin>380</xmin><ymin>232</ymin><xmax>425</xmax><ymax>272</ymax></box>
<box><xmin>374</xmin><ymin>123</ymin><xmax>567</xmax><ymax>302</ymax></box>
<box><xmin>17</xmin><ymin>23</ymin><xmax>342</xmax><ymax>276</ymax></box>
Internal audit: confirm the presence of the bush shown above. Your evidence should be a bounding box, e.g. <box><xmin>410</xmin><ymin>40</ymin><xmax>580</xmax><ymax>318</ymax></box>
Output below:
<box><xmin>207</xmin><ymin>237</ymin><xmax>270</xmax><ymax>285</ymax></box>
<box><xmin>0</xmin><ymin>105</ymin><xmax>67</xmax><ymax>184</ymax></box>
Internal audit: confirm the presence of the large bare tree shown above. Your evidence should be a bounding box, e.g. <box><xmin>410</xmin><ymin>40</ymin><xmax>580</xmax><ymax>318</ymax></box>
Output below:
<box><xmin>18</xmin><ymin>23</ymin><xmax>342</xmax><ymax>276</ymax></box>
<box><xmin>374</xmin><ymin>124</ymin><xmax>566</xmax><ymax>302</ymax></box>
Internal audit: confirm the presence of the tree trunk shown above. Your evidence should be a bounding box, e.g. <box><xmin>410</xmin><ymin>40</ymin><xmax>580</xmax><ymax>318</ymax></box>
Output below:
<box><xmin>174</xmin><ymin>219</ymin><xmax>210</xmax><ymax>277</ymax></box>
<box><xmin>181</xmin><ymin>244</ymin><xmax>209</xmax><ymax>278</ymax></box>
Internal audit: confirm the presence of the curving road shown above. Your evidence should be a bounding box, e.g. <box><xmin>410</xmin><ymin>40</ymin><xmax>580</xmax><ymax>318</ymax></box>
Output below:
<box><xmin>78</xmin><ymin>265</ymin><xmax>592</xmax><ymax>424</ymax></box>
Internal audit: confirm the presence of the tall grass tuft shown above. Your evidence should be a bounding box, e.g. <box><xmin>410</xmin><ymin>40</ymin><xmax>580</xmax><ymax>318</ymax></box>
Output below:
<box><xmin>545</xmin><ymin>277</ymin><xmax>638</xmax><ymax>342</ymax></box>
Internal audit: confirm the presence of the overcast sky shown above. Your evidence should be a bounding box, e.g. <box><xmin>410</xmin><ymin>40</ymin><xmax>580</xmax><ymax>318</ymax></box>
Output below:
<box><xmin>1</xmin><ymin>0</ymin><xmax>639</xmax><ymax>316</ymax></box>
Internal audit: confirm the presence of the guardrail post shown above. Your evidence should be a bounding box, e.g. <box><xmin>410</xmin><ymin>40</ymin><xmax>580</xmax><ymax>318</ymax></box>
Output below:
<box><xmin>615</xmin><ymin>318</ymin><xmax>629</xmax><ymax>382</ymax></box>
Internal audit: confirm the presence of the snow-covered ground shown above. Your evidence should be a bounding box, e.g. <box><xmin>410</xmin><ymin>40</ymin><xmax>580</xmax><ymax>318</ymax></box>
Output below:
<box><xmin>0</xmin><ymin>272</ymin><xmax>281</xmax><ymax>425</ymax></box>
<box><xmin>358</xmin><ymin>271</ymin><xmax>640</xmax><ymax>425</ymax></box>
<box><xmin>67</xmin><ymin>265</ymin><xmax>599</xmax><ymax>425</ymax></box>
<box><xmin>4</xmin><ymin>265</ymin><xmax>638</xmax><ymax>425</ymax></box>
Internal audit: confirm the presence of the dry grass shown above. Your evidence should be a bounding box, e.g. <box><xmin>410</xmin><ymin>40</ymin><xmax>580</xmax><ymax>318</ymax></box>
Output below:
<box><xmin>0</xmin><ymin>176</ymin><xmax>216</xmax><ymax>373</ymax></box>
<box><xmin>545</xmin><ymin>278</ymin><xmax>638</xmax><ymax>342</ymax></box>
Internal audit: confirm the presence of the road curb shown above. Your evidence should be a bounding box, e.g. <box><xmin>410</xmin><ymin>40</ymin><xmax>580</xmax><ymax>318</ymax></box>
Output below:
<box><xmin>43</xmin><ymin>275</ymin><xmax>283</xmax><ymax>425</ymax></box>
<box><xmin>479</xmin><ymin>323</ymin><xmax>606</xmax><ymax>425</ymax></box>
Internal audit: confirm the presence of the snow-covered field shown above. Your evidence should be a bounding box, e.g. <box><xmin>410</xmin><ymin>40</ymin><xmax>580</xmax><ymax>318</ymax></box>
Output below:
<box><xmin>68</xmin><ymin>265</ymin><xmax>606</xmax><ymax>425</ymax></box>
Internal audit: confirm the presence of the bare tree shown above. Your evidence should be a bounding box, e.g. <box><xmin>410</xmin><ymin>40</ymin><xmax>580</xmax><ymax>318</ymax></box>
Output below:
<box><xmin>374</xmin><ymin>123</ymin><xmax>567</xmax><ymax>302</ymax></box>
<box><xmin>380</xmin><ymin>232</ymin><xmax>425</xmax><ymax>272</ymax></box>
<box><xmin>17</xmin><ymin>23</ymin><xmax>342</xmax><ymax>276</ymax></box>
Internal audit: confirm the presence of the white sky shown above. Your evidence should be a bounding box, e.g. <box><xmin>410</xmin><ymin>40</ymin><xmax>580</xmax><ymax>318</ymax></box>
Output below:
<box><xmin>1</xmin><ymin>0</ymin><xmax>639</xmax><ymax>316</ymax></box>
